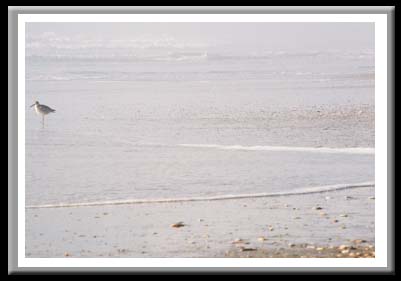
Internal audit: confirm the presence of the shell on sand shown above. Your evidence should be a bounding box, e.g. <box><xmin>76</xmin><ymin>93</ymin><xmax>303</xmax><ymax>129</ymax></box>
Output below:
<box><xmin>232</xmin><ymin>238</ymin><xmax>248</xmax><ymax>244</ymax></box>
<box><xmin>353</xmin><ymin>239</ymin><xmax>367</xmax><ymax>244</ymax></box>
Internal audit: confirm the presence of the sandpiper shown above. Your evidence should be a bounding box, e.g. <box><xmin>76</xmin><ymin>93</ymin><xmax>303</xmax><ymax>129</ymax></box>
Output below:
<box><xmin>30</xmin><ymin>101</ymin><xmax>56</xmax><ymax>128</ymax></box>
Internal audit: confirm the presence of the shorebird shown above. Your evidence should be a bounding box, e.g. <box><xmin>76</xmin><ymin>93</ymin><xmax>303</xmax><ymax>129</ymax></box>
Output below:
<box><xmin>30</xmin><ymin>101</ymin><xmax>56</xmax><ymax>128</ymax></box>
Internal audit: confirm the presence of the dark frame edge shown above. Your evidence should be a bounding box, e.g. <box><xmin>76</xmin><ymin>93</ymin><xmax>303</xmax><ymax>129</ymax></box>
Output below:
<box><xmin>8</xmin><ymin>5</ymin><xmax>395</xmax><ymax>275</ymax></box>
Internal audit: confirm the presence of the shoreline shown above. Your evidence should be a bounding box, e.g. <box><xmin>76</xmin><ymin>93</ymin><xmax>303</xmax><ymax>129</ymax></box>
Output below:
<box><xmin>26</xmin><ymin>181</ymin><xmax>374</xmax><ymax>209</ymax></box>
<box><xmin>26</xmin><ymin>185</ymin><xmax>374</xmax><ymax>258</ymax></box>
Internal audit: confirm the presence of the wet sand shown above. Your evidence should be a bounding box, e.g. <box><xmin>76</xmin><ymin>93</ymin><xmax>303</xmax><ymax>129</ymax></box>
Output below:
<box><xmin>225</xmin><ymin>242</ymin><xmax>375</xmax><ymax>258</ymax></box>
<box><xmin>25</xmin><ymin>186</ymin><xmax>374</xmax><ymax>258</ymax></box>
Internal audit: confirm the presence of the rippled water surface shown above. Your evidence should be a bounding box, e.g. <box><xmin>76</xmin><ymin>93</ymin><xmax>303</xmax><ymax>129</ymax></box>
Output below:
<box><xmin>25</xmin><ymin>31</ymin><xmax>375</xmax><ymax>206</ymax></box>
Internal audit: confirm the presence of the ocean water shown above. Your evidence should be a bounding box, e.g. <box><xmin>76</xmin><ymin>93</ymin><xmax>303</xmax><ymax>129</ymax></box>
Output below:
<box><xmin>25</xmin><ymin>40</ymin><xmax>375</xmax><ymax>207</ymax></box>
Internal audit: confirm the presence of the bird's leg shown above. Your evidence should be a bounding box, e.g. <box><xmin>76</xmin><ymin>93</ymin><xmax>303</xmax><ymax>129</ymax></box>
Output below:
<box><xmin>42</xmin><ymin>115</ymin><xmax>44</xmax><ymax>129</ymax></box>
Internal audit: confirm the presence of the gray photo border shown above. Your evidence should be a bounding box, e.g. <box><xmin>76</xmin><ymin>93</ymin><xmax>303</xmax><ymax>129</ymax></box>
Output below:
<box><xmin>8</xmin><ymin>6</ymin><xmax>395</xmax><ymax>274</ymax></box>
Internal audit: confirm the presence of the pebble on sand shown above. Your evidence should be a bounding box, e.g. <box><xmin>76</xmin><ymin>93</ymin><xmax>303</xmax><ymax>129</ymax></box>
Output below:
<box><xmin>313</xmin><ymin>206</ymin><xmax>323</xmax><ymax>210</ymax></box>
<box><xmin>170</xmin><ymin>222</ymin><xmax>185</xmax><ymax>228</ymax></box>
<box><xmin>239</xmin><ymin>247</ymin><xmax>257</xmax><ymax>252</ymax></box>
<box><xmin>64</xmin><ymin>252</ymin><xmax>70</xmax><ymax>257</ymax></box>
<box><xmin>258</xmin><ymin>236</ymin><xmax>267</xmax><ymax>242</ymax></box>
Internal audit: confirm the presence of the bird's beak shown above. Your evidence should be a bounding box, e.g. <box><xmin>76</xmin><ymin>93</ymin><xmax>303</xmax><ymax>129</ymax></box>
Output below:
<box><xmin>30</xmin><ymin>104</ymin><xmax>35</xmax><ymax>107</ymax></box>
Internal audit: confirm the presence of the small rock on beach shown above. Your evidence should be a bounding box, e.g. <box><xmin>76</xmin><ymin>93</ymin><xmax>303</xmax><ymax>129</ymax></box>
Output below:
<box><xmin>170</xmin><ymin>222</ymin><xmax>185</xmax><ymax>228</ymax></box>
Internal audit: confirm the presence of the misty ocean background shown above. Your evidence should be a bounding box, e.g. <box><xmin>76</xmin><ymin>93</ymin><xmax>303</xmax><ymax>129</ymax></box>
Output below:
<box><xmin>25</xmin><ymin>23</ymin><xmax>375</xmax><ymax>207</ymax></box>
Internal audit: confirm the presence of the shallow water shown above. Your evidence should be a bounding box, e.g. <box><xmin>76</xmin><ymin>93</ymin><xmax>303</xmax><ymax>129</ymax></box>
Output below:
<box><xmin>25</xmin><ymin>48</ymin><xmax>374</xmax><ymax>207</ymax></box>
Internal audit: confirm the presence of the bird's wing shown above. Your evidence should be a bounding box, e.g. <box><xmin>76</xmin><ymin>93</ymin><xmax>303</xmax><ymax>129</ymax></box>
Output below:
<box><xmin>40</xmin><ymin>104</ymin><xmax>56</xmax><ymax>112</ymax></box>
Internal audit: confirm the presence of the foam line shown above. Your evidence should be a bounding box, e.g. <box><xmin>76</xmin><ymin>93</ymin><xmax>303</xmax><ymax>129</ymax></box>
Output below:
<box><xmin>26</xmin><ymin>181</ymin><xmax>374</xmax><ymax>209</ymax></box>
<box><xmin>179</xmin><ymin>144</ymin><xmax>375</xmax><ymax>155</ymax></box>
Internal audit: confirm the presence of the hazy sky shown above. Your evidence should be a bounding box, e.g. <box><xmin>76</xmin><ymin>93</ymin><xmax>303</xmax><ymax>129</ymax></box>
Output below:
<box><xmin>26</xmin><ymin>22</ymin><xmax>374</xmax><ymax>52</ymax></box>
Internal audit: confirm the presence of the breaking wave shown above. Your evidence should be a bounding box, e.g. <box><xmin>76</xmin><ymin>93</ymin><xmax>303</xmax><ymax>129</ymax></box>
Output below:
<box><xmin>26</xmin><ymin>181</ymin><xmax>374</xmax><ymax>209</ymax></box>
<box><xmin>179</xmin><ymin>144</ymin><xmax>375</xmax><ymax>155</ymax></box>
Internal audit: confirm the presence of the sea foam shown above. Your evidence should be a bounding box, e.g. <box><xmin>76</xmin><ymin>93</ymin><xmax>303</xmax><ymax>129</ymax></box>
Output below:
<box><xmin>26</xmin><ymin>181</ymin><xmax>374</xmax><ymax>209</ymax></box>
<box><xmin>179</xmin><ymin>144</ymin><xmax>375</xmax><ymax>155</ymax></box>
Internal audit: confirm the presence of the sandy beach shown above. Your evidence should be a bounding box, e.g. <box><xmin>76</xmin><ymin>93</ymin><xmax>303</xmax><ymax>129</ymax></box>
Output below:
<box><xmin>26</xmin><ymin>185</ymin><xmax>374</xmax><ymax>258</ymax></box>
